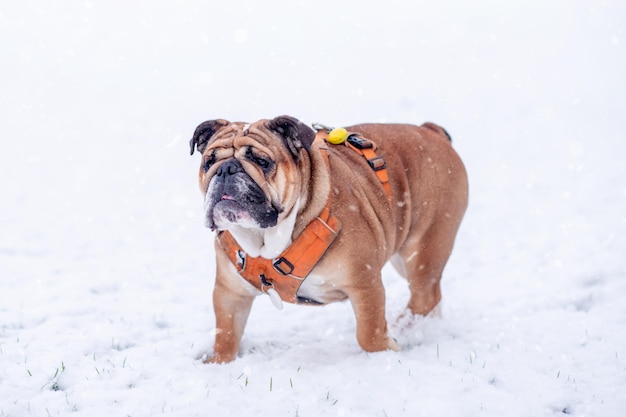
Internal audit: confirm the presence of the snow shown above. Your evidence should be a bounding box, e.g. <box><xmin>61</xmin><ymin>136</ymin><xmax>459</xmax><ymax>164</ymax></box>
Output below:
<box><xmin>1</xmin><ymin>1</ymin><xmax>625</xmax><ymax>416</ymax></box>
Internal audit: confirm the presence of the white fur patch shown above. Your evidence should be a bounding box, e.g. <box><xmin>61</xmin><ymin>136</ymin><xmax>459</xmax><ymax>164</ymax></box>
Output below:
<box><xmin>228</xmin><ymin>199</ymin><xmax>300</xmax><ymax>259</ymax></box>
<box><xmin>296</xmin><ymin>273</ymin><xmax>327</xmax><ymax>303</ymax></box>
<box><xmin>228</xmin><ymin>226</ymin><xmax>264</xmax><ymax>257</ymax></box>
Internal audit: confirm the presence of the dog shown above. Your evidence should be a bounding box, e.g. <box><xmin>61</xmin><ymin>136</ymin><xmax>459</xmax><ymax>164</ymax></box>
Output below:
<box><xmin>189</xmin><ymin>115</ymin><xmax>468</xmax><ymax>363</ymax></box>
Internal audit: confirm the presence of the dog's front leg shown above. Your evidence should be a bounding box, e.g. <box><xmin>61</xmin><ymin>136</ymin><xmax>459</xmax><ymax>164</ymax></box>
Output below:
<box><xmin>347</xmin><ymin>279</ymin><xmax>400</xmax><ymax>353</ymax></box>
<box><xmin>205</xmin><ymin>273</ymin><xmax>255</xmax><ymax>364</ymax></box>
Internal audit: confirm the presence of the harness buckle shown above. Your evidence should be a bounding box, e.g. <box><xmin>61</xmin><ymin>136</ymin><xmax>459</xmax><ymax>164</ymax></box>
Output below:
<box><xmin>236</xmin><ymin>250</ymin><xmax>247</xmax><ymax>270</ymax></box>
<box><xmin>368</xmin><ymin>156</ymin><xmax>387</xmax><ymax>171</ymax></box>
<box><xmin>347</xmin><ymin>135</ymin><xmax>373</xmax><ymax>149</ymax></box>
<box><xmin>259</xmin><ymin>274</ymin><xmax>284</xmax><ymax>310</ymax></box>
<box><xmin>273</xmin><ymin>257</ymin><xmax>294</xmax><ymax>275</ymax></box>
<box><xmin>259</xmin><ymin>273</ymin><xmax>271</xmax><ymax>286</ymax></box>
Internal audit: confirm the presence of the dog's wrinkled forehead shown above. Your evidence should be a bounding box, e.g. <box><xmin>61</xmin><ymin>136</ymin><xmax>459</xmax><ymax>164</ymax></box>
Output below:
<box><xmin>190</xmin><ymin>115</ymin><xmax>314</xmax><ymax>158</ymax></box>
<box><xmin>210</xmin><ymin>120</ymin><xmax>275</xmax><ymax>147</ymax></box>
<box><xmin>199</xmin><ymin>122</ymin><xmax>253</xmax><ymax>153</ymax></box>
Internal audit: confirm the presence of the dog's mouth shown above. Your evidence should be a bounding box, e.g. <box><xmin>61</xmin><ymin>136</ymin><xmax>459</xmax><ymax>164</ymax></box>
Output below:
<box><xmin>211</xmin><ymin>198</ymin><xmax>252</xmax><ymax>228</ymax></box>
<box><xmin>205</xmin><ymin>191</ymin><xmax>279</xmax><ymax>231</ymax></box>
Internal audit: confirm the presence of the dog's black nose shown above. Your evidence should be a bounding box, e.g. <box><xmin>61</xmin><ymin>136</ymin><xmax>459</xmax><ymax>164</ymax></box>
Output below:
<box><xmin>216</xmin><ymin>159</ymin><xmax>243</xmax><ymax>177</ymax></box>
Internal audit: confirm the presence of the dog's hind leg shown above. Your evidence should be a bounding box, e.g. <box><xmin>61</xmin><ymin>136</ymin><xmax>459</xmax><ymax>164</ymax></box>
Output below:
<box><xmin>394</xmin><ymin>221</ymin><xmax>460</xmax><ymax>316</ymax></box>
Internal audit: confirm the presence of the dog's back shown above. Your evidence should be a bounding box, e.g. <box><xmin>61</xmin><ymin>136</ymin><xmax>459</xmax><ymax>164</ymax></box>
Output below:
<box><xmin>330</xmin><ymin>122</ymin><xmax>468</xmax><ymax>315</ymax></box>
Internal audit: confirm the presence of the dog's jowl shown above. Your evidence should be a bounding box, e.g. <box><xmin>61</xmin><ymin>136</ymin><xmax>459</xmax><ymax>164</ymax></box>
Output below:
<box><xmin>190</xmin><ymin>115</ymin><xmax>468</xmax><ymax>363</ymax></box>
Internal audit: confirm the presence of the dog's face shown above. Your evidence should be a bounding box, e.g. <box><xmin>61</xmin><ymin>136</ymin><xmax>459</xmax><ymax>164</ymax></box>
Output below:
<box><xmin>189</xmin><ymin>116</ymin><xmax>316</xmax><ymax>231</ymax></box>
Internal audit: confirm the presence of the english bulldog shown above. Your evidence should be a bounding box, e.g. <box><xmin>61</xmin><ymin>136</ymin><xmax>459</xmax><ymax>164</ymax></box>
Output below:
<box><xmin>189</xmin><ymin>115</ymin><xmax>468</xmax><ymax>363</ymax></box>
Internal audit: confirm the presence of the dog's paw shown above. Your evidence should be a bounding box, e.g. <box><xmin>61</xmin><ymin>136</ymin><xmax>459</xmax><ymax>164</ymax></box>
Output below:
<box><xmin>387</xmin><ymin>337</ymin><xmax>402</xmax><ymax>352</ymax></box>
<box><xmin>203</xmin><ymin>351</ymin><xmax>237</xmax><ymax>364</ymax></box>
<box><xmin>428</xmin><ymin>302</ymin><xmax>443</xmax><ymax>318</ymax></box>
<box><xmin>396</xmin><ymin>301</ymin><xmax>443</xmax><ymax>326</ymax></box>
<box><xmin>393</xmin><ymin>312</ymin><xmax>424</xmax><ymax>344</ymax></box>
<box><xmin>392</xmin><ymin>303</ymin><xmax>445</xmax><ymax>348</ymax></box>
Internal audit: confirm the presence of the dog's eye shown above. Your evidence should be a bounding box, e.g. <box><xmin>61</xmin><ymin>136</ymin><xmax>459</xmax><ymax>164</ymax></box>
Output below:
<box><xmin>246</xmin><ymin>148</ymin><xmax>272</xmax><ymax>171</ymax></box>
<box><xmin>202</xmin><ymin>152</ymin><xmax>217</xmax><ymax>172</ymax></box>
<box><xmin>255</xmin><ymin>157</ymin><xmax>270</xmax><ymax>169</ymax></box>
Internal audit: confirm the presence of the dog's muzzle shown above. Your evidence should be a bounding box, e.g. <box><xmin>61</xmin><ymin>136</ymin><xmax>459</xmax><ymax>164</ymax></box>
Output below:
<box><xmin>205</xmin><ymin>159</ymin><xmax>279</xmax><ymax>230</ymax></box>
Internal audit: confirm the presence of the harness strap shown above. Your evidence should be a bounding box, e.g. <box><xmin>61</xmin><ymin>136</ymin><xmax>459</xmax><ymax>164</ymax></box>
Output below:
<box><xmin>217</xmin><ymin>147</ymin><xmax>341</xmax><ymax>305</ymax></box>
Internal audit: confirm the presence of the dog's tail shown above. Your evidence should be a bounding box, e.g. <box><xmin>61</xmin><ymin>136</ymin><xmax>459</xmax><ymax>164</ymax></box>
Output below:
<box><xmin>422</xmin><ymin>122</ymin><xmax>452</xmax><ymax>143</ymax></box>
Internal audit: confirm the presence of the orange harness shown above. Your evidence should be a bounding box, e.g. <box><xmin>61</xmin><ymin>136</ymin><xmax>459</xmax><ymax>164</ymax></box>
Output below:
<box><xmin>218</xmin><ymin>130</ymin><xmax>391</xmax><ymax>306</ymax></box>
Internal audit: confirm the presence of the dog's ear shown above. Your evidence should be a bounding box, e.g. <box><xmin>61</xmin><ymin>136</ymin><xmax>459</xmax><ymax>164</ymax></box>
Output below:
<box><xmin>266</xmin><ymin>115</ymin><xmax>315</xmax><ymax>160</ymax></box>
<box><xmin>189</xmin><ymin>119</ymin><xmax>230</xmax><ymax>155</ymax></box>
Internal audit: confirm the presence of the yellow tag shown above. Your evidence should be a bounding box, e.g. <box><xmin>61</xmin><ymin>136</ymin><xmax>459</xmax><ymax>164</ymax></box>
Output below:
<box><xmin>328</xmin><ymin>127</ymin><xmax>348</xmax><ymax>145</ymax></box>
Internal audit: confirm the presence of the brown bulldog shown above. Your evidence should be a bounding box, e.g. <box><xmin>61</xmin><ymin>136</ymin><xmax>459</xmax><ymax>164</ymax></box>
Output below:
<box><xmin>189</xmin><ymin>115</ymin><xmax>468</xmax><ymax>363</ymax></box>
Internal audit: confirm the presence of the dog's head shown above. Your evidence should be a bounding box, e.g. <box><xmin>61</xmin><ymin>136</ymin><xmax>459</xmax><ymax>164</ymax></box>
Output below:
<box><xmin>190</xmin><ymin>115</ymin><xmax>315</xmax><ymax>231</ymax></box>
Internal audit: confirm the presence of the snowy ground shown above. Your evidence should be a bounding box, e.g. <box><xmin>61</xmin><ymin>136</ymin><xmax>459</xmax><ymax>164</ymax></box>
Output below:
<box><xmin>1</xmin><ymin>1</ymin><xmax>625</xmax><ymax>416</ymax></box>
